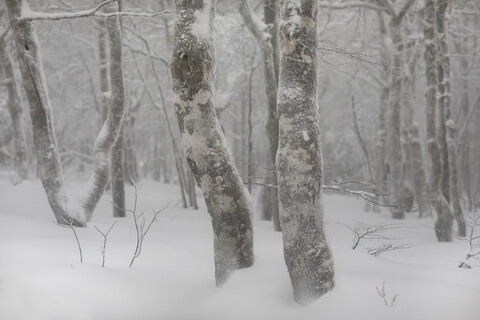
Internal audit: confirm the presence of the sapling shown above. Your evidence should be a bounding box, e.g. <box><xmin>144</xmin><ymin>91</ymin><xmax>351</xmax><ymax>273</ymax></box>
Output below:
<box><xmin>376</xmin><ymin>281</ymin><xmax>398</xmax><ymax>306</ymax></box>
<box><xmin>114</xmin><ymin>180</ymin><xmax>170</xmax><ymax>267</ymax></box>
<box><xmin>94</xmin><ymin>220</ymin><xmax>117</xmax><ymax>268</ymax></box>
<box><xmin>55</xmin><ymin>220</ymin><xmax>83</xmax><ymax>263</ymax></box>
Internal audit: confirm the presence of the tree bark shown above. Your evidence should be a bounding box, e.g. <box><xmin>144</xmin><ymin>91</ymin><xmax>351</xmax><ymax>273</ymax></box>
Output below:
<box><xmin>277</xmin><ymin>0</ymin><xmax>334</xmax><ymax>305</ymax></box>
<box><xmin>437</xmin><ymin>0</ymin><xmax>466</xmax><ymax>236</ymax></box>
<box><xmin>171</xmin><ymin>0</ymin><xmax>254</xmax><ymax>286</ymax></box>
<box><xmin>5</xmin><ymin>0</ymin><xmax>85</xmax><ymax>226</ymax></box>
<box><xmin>375</xmin><ymin>11</ymin><xmax>389</xmax><ymax>207</ymax></box>
<box><xmin>423</xmin><ymin>0</ymin><xmax>453</xmax><ymax>242</ymax></box>
<box><xmin>0</xmin><ymin>34</ymin><xmax>28</xmax><ymax>181</ymax></box>
<box><xmin>105</xmin><ymin>2</ymin><xmax>127</xmax><ymax>218</ymax></box>
<box><xmin>386</xmin><ymin>20</ymin><xmax>405</xmax><ymax>219</ymax></box>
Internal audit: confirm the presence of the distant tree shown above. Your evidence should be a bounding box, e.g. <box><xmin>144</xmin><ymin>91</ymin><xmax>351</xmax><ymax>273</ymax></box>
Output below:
<box><xmin>170</xmin><ymin>0</ymin><xmax>254</xmax><ymax>286</ymax></box>
<box><xmin>239</xmin><ymin>0</ymin><xmax>280</xmax><ymax>230</ymax></box>
<box><xmin>277</xmin><ymin>0</ymin><xmax>334</xmax><ymax>304</ymax></box>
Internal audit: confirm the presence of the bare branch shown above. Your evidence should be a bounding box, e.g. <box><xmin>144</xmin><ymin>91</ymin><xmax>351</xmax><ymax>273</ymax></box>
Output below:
<box><xmin>94</xmin><ymin>220</ymin><xmax>117</xmax><ymax>268</ymax></box>
<box><xmin>318</xmin><ymin>1</ymin><xmax>388</xmax><ymax>12</ymax></box>
<box><xmin>54</xmin><ymin>220</ymin><xmax>83</xmax><ymax>263</ymax></box>
<box><xmin>17</xmin><ymin>0</ymin><xmax>173</xmax><ymax>22</ymax></box>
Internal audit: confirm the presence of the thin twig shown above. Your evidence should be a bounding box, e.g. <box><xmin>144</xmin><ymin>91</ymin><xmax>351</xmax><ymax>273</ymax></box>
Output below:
<box><xmin>94</xmin><ymin>220</ymin><xmax>117</xmax><ymax>268</ymax></box>
<box><xmin>54</xmin><ymin>220</ymin><xmax>83</xmax><ymax>263</ymax></box>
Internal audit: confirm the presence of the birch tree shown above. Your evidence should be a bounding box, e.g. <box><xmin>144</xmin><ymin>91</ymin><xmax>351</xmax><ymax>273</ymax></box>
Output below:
<box><xmin>423</xmin><ymin>0</ymin><xmax>453</xmax><ymax>241</ymax></box>
<box><xmin>277</xmin><ymin>0</ymin><xmax>334</xmax><ymax>304</ymax></box>
<box><xmin>170</xmin><ymin>0</ymin><xmax>254</xmax><ymax>286</ymax></box>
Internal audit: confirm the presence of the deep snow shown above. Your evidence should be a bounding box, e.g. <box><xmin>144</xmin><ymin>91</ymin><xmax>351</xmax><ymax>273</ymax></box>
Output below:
<box><xmin>0</xmin><ymin>172</ymin><xmax>479</xmax><ymax>320</ymax></box>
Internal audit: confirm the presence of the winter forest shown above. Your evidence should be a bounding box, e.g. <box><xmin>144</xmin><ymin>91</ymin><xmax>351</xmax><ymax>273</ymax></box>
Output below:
<box><xmin>0</xmin><ymin>0</ymin><xmax>479</xmax><ymax>319</ymax></box>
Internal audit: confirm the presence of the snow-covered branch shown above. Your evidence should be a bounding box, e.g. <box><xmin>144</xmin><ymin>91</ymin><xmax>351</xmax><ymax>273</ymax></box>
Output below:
<box><xmin>17</xmin><ymin>0</ymin><xmax>173</xmax><ymax>22</ymax></box>
<box><xmin>318</xmin><ymin>1</ymin><xmax>388</xmax><ymax>12</ymax></box>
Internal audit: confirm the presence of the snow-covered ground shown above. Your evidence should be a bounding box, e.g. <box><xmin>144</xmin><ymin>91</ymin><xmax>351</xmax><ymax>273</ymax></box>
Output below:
<box><xmin>1</xmin><ymin>172</ymin><xmax>479</xmax><ymax>320</ymax></box>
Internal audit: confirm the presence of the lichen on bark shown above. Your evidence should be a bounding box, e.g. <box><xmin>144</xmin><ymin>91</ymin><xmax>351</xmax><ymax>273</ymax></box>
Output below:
<box><xmin>170</xmin><ymin>0</ymin><xmax>254</xmax><ymax>286</ymax></box>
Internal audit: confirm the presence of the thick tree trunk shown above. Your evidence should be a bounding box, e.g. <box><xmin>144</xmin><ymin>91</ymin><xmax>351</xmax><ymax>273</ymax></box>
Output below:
<box><xmin>0</xmin><ymin>35</ymin><xmax>28</xmax><ymax>181</ymax></box>
<box><xmin>277</xmin><ymin>0</ymin><xmax>334</xmax><ymax>305</ymax></box>
<box><xmin>239</xmin><ymin>0</ymin><xmax>280</xmax><ymax>230</ymax></box>
<box><xmin>423</xmin><ymin>0</ymin><xmax>453</xmax><ymax>242</ymax></box>
<box><xmin>437</xmin><ymin>0</ymin><xmax>466</xmax><ymax>236</ymax></box>
<box><xmin>171</xmin><ymin>0</ymin><xmax>254</xmax><ymax>286</ymax></box>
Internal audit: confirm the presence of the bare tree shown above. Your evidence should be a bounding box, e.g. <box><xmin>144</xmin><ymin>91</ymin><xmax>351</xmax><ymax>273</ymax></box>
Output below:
<box><xmin>170</xmin><ymin>0</ymin><xmax>254</xmax><ymax>286</ymax></box>
<box><xmin>5</xmin><ymin>0</ymin><xmax>126</xmax><ymax>225</ymax></box>
<box><xmin>437</xmin><ymin>0</ymin><xmax>466</xmax><ymax>236</ymax></box>
<box><xmin>277</xmin><ymin>0</ymin><xmax>334</xmax><ymax>304</ymax></box>
<box><xmin>423</xmin><ymin>0</ymin><xmax>453</xmax><ymax>241</ymax></box>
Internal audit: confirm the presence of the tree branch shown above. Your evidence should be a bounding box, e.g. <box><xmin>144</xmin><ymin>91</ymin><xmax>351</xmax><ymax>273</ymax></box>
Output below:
<box><xmin>17</xmin><ymin>0</ymin><xmax>173</xmax><ymax>22</ymax></box>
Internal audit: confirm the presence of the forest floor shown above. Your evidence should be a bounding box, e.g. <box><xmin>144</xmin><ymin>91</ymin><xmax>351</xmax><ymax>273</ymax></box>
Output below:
<box><xmin>0</xmin><ymin>170</ymin><xmax>479</xmax><ymax>320</ymax></box>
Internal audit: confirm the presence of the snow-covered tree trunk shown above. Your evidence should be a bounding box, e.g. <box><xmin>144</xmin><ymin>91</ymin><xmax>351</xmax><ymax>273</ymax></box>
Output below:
<box><xmin>277</xmin><ymin>0</ymin><xmax>334</xmax><ymax>304</ymax></box>
<box><xmin>170</xmin><ymin>0</ymin><xmax>254</xmax><ymax>286</ymax></box>
<box><xmin>386</xmin><ymin>22</ymin><xmax>405</xmax><ymax>219</ymax></box>
<box><xmin>5</xmin><ymin>0</ymin><xmax>85</xmax><ymax>226</ymax></box>
<box><xmin>436</xmin><ymin>0</ymin><xmax>465</xmax><ymax>236</ymax></box>
<box><xmin>435</xmin><ymin>0</ymin><xmax>450</xmax><ymax>205</ymax></box>
<box><xmin>0</xmin><ymin>34</ymin><xmax>28</xmax><ymax>181</ymax></box>
<box><xmin>239</xmin><ymin>0</ymin><xmax>280</xmax><ymax>231</ymax></box>
<box><xmin>423</xmin><ymin>0</ymin><xmax>453</xmax><ymax>242</ymax></box>
<box><xmin>6</xmin><ymin>0</ymin><xmax>126</xmax><ymax>224</ymax></box>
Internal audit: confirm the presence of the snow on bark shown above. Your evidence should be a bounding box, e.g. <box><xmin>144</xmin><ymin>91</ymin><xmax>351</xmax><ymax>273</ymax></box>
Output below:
<box><xmin>436</xmin><ymin>0</ymin><xmax>466</xmax><ymax>236</ymax></box>
<box><xmin>5</xmin><ymin>0</ymin><xmax>85</xmax><ymax>226</ymax></box>
<box><xmin>5</xmin><ymin>0</ymin><xmax>126</xmax><ymax>225</ymax></box>
<box><xmin>277</xmin><ymin>0</ymin><xmax>334</xmax><ymax>305</ymax></box>
<box><xmin>0</xmin><ymin>34</ymin><xmax>29</xmax><ymax>181</ymax></box>
<box><xmin>423</xmin><ymin>0</ymin><xmax>453</xmax><ymax>242</ymax></box>
<box><xmin>170</xmin><ymin>0</ymin><xmax>254</xmax><ymax>287</ymax></box>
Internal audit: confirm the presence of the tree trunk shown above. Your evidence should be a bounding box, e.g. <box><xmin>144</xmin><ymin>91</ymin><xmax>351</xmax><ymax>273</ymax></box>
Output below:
<box><xmin>386</xmin><ymin>22</ymin><xmax>405</xmax><ymax>219</ymax></box>
<box><xmin>403</xmin><ymin>43</ymin><xmax>429</xmax><ymax>218</ymax></box>
<box><xmin>437</xmin><ymin>0</ymin><xmax>466</xmax><ymax>236</ymax></box>
<box><xmin>423</xmin><ymin>0</ymin><xmax>453</xmax><ymax>242</ymax></box>
<box><xmin>0</xmin><ymin>35</ymin><xmax>28</xmax><ymax>181</ymax></box>
<box><xmin>105</xmin><ymin>2</ymin><xmax>126</xmax><ymax>218</ymax></box>
<box><xmin>277</xmin><ymin>0</ymin><xmax>334</xmax><ymax>305</ymax></box>
<box><xmin>5</xmin><ymin>0</ymin><xmax>85</xmax><ymax>226</ymax></box>
<box><xmin>239</xmin><ymin>0</ymin><xmax>280</xmax><ymax>231</ymax></box>
<box><xmin>171</xmin><ymin>0</ymin><xmax>254</xmax><ymax>286</ymax></box>
<box><xmin>375</xmin><ymin>12</ymin><xmax>389</xmax><ymax>207</ymax></box>
<box><xmin>436</xmin><ymin>1</ymin><xmax>450</xmax><ymax>205</ymax></box>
